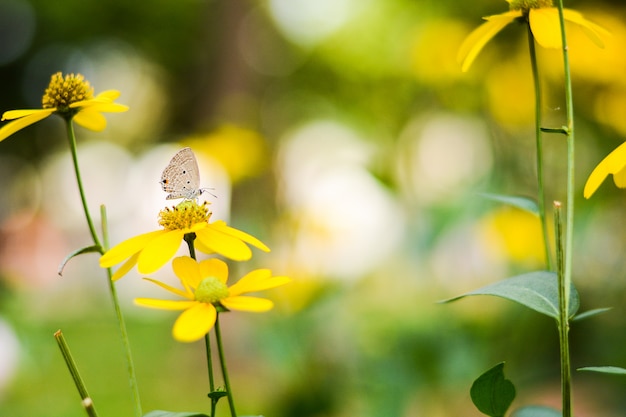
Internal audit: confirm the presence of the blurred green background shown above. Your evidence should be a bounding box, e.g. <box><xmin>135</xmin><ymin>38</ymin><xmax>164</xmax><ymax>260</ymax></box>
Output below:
<box><xmin>1</xmin><ymin>0</ymin><xmax>626</xmax><ymax>416</ymax></box>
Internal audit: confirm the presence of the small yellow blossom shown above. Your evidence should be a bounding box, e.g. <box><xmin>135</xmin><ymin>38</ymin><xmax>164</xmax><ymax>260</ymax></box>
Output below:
<box><xmin>0</xmin><ymin>72</ymin><xmax>128</xmax><ymax>142</ymax></box>
<box><xmin>458</xmin><ymin>0</ymin><xmax>609</xmax><ymax>72</ymax></box>
<box><xmin>584</xmin><ymin>142</ymin><xmax>626</xmax><ymax>198</ymax></box>
<box><xmin>99</xmin><ymin>201</ymin><xmax>270</xmax><ymax>280</ymax></box>
<box><xmin>135</xmin><ymin>256</ymin><xmax>291</xmax><ymax>342</ymax></box>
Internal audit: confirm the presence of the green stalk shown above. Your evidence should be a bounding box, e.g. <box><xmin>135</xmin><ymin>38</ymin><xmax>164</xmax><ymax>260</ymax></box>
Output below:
<box><xmin>215</xmin><ymin>313</ymin><xmax>238</xmax><ymax>417</ymax></box>
<box><xmin>65</xmin><ymin>119</ymin><xmax>102</xmax><ymax>250</ymax></box>
<box><xmin>527</xmin><ymin>23</ymin><xmax>553</xmax><ymax>271</ymax></box>
<box><xmin>101</xmin><ymin>206</ymin><xmax>142</xmax><ymax>417</ymax></box>
<box><xmin>54</xmin><ymin>330</ymin><xmax>99</xmax><ymax>417</ymax></box>
<box><xmin>205</xmin><ymin>334</ymin><xmax>218</xmax><ymax>417</ymax></box>
<box><xmin>554</xmin><ymin>2</ymin><xmax>575</xmax><ymax>414</ymax></box>
<box><xmin>554</xmin><ymin>202</ymin><xmax>571</xmax><ymax>416</ymax></box>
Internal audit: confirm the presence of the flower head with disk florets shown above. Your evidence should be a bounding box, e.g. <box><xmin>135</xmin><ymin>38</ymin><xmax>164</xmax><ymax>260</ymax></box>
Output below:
<box><xmin>135</xmin><ymin>256</ymin><xmax>291</xmax><ymax>342</ymax></box>
<box><xmin>458</xmin><ymin>0</ymin><xmax>609</xmax><ymax>72</ymax></box>
<box><xmin>99</xmin><ymin>201</ymin><xmax>270</xmax><ymax>280</ymax></box>
<box><xmin>0</xmin><ymin>72</ymin><xmax>128</xmax><ymax>142</ymax></box>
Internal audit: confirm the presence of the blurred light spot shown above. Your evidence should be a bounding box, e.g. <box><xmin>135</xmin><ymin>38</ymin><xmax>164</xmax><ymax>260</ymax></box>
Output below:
<box><xmin>277</xmin><ymin>121</ymin><xmax>404</xmax><ymax>280</ymax></box>
<box><xmin>486</xmin><ymin>58</ymin><xmax>534</xmax><ymax>127</ymax></box>
<box><xmin>0</xmin><ymin>155</ymin><xmax>41</xmax><ymax>232</ymax></box>
<box><xmin>0</xmin><ymin>0</ymin><xmax>35</xmax><ymax>65</ymax></box>
<box><xmin>184</xmin><ymin>124</ymin><xmax>269</xmax><ymax>183</ymax></box>
<box><xmin>239</xmin><ymin>6</ymin><xmax>306</xmax><ymax>76</ymax></box>
<box><xmin>268</xmin><ymin>0</ymin><xmax>355</xmax><ymax>47</ymax></box>
<box><xmin>398</xmin><ymin>114</ymin><xmax>493</xmax><ymax>204</ymax></box>
<box><xmin>0</xmin><ymin>319</ymin><xmax>20</xmax><ymax>399</ymax></box>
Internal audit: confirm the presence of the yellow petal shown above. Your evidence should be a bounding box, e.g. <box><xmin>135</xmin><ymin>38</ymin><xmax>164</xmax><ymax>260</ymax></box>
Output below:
<box><xmin>529</xmin><ymin>8</ymin><xmax>562</xmax><ymax>48</ymax></box>
<box><xmin>173</xmin><ymin>303</ymin><xmax>217</xmax><ymax>342</ymax></box>
<box><xmin>111</xmin><ymin>252</ymin><xmax>139</xmax><ymax>281</ymax></box>
<box><xmin>172</xmin><ymin>256</ymin><xmax>203</xmax><ymax>291</ymax></box>
<box><xmin>73</xmin><ymin>110</ymin><xmax>107</xmax><ymax>131</ymax></box>
<box><xmin>221</xmin><ymin>296</ymin><xmax>274</xmax><ymax>312</ymax></box>
<box><xmin>613</xmin><ymin>166</ymin><xmax>626</xmax><ymax>189</ymax></box>
<box><xmin>195</xmin><ymin>226</ymin><xmax>252</xmax><ymax>261</ymax></box>
<box><xmin>583</xmin><ymin>141</ymin><xmax>626</xmax><ymax>198</ymax></box>
<box><xmin>0</xmin><ymin>110</ymin><xmax>54</xmax><ymax>142</ymax></box>
<box><xmin>143</xmin><ymin>277</ymin><xmax>193</xmax><ymax>299</ymax></box>
<box><xmin>137</xmin><ymin>230</ymin><xmax>184</xmax><ymax>274</ymax></box>
<box><xmin>228</xmin><ymin>269</ymin><xmax>291</xmax><ymax>296</ymax></box>
<box><xmin>211</xmin><ymin>220</ymin><xmax>270</xmax><ymax>252</ymax></box>
<box><xmin>458</xmin><ymin>11</ymin><xmax>520</xmax><ymax>72</ymax></box>
<box><xmin>100</xmin><ymin>229</ymin><xmax>166</xmax><ymax>268</ymax></box>
<box><xmin>563</xmin><ymin>9</ymin><xmax>610</xmax><ymax>48</ymax></box>
<box><xmin>134</xmin><ymin>298</ymin><xmax>196</xmax><ymax>310</ymax></box>
<box><xmin>2</xmin><ymin>108</ymin><xmax>55</xmax><ymax>120</ymax></box>
<box><xmin>198</xmin><ymin>258</ymin><xmax>229</xmax><ymax>284</ymax></box>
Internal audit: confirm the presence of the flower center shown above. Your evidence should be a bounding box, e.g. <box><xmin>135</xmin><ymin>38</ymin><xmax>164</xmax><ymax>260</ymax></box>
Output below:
<box><xmin>158</xmin><ymin>200</ymin><xmax>211</xmax><ymax>231</ymax></box>
<box><xmin>195</xmin><ymin>276</ymin><xmax>229</xmax><ymax>304</ymax></box>
<box><xmin>42</xmin><ymin>72</ymin><xmax>94</xmax><ymax>110</ymax></box>
<box><xmin>508</xmin><ymin>0</ymin><xmax>553</xmax><ymax>12</ymax></box>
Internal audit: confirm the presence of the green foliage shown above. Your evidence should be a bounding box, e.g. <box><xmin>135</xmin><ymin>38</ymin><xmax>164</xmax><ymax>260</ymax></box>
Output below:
<box><xmin>511</xmin><ymin>405</ymin><xmax>561</xmax><ymax>417</ymax></box>
<box><xmin>57</xmin><ymin>245</ymin><xmax>102</xmax><ymax>276</ymax></box>
<box><xmin>578</xmin><ymin>366</ymin><xmax>626</xmax><ymax>375</ymax></box>
<box><xmin>470</xmin><ymin>362</ymin><xmax>515</xmax><ymax>417</ymax></box>
<box><xmin>441</xmin><ymin>271</ymin><xmax>579</xmax><ymax>321</ymax></box>
<box><xmin>478</xmin><ymin>193</ymin><xmax>540</xmax><ymax>216</ymax></box>
<box><xmin>571</xmin><ymin>308</ymin><xmax>612</xmax><ymax>322</ymax></box>
<box><xmin>143</xmin><ymin>411</ymin><xmax>209</xmax><ymax>417</ymax></box>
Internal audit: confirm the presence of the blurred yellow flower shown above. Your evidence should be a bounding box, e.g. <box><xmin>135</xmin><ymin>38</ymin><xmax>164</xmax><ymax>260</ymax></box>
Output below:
<box><xmin>458</xmin><ymin>0</ymin><xmax>609</xmax><ymax>72</ymax></box>
<box><xmin>584</xmin><ymin>142</ymin><xmax>626</xmax><ymax>198</ymax></box>
<box><xmin>99</xmin><ymin>201</ymin><xmax>269</xmax><ymax>280</ymax></box>
<box><xmin>135</xmin><ymin>256</ymin><xmax>291</xmax><ymax>342</ymax></box>
<box><xmin>0</xmin><ymin>72</ymin><xmax>128</xmax><ymax>142</ymax></box>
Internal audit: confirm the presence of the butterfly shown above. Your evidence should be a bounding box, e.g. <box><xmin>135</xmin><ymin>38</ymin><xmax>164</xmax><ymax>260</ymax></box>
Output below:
<box><xmin>160</xmin><ymin>147</ymin><xmax>213</xmax><ymax>200</ymax></box>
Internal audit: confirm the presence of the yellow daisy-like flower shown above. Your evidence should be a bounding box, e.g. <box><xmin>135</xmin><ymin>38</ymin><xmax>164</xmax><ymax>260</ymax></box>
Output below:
<box><xmin>0</xmin><ymin>72</ymin><xmax>128</xmax><ymax>142</ymax></box>
<box><xmin>136</xmin><ymin>256</ymin><xmax>291</xmax><ymax>342</ymax></box>
<box><xmin>583</xmin><ymin>142</ymin><xmax>626</xmax><ymax>198</ymax></box>
<box><xmin>458</xmin><ymin>0</ymin><xmax>609</xmax><ymax>72</ymax></box>
<box><xmin>99</xmin><ymin>201</ymin><xmax>270</xmax><ymax>280</ymax></box>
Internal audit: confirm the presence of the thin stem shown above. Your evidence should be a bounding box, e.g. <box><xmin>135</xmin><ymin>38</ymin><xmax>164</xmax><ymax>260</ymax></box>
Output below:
<box><xmin>54</xmin><ymin>330</ymin><xmax>99</xmax><ymax>417</ymax></box>
<box><xmin>215</xmin><ymin>313</ymin><xmax>237</xmax><ymax>417</ymax></box>
<box><xmin>555</xmin><ymin>1</ymin><xmax>575</xmax><ymax>414</ymax></box>
<box><xmin>527</xmin><ymin>23</ymin><xmax>553</xmax><ymax>271</ymax></box>
<box><xmin>101</xmin><ymin>206</ymin><xmax>143</xmax><ymax>417</ymax></box>
<box><xmin>205</xmin><ymin>334</ymin><xmax>218</xmax><ymax>417</ymax></box>
<box><xmin>554</xmin><ymin>202</ymin><xmax>571</xmax><ymax>416</ymax></box>
<box><xmin>184</xmin><ymin>233</ymin><xmax>197</xmax><ymax>260</ymax></box>
<box><xmin>65</xmin><ymin>119</ymin><xmax>102</xmax><ymax>250</ymax></box>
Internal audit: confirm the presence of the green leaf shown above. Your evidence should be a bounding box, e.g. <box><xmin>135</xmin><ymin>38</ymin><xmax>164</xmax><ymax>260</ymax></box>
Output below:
<box><xmin>143</xmin><ymin>411</ymin><xmax>209</xmax><ymax>417</ymax></box>
<box><xmin>572</xmin><ymin>307</ymin><xmax>612</xmax><ymax>322</ymax></box>
<box><xmin>578</xmin><ymin>366</ymin><xmax>626</xmax><ymax>375</ymax></box>
<box><xmin>441</xmin><ymin>271</ymin><xmax>579</xmax><ymax>320</ymax></box>
<box><xmin>207</xmin><ymin>390</ymin><xmax>228</xmax><ymax>400</ymax></box>
<box><xmin>470</xmin><ymin>362</ymin><xmax>515</xmax><ymax>417</ymax></box>
<box><xmin>511</xmin><ymin>405</ymin><xmax>561</xmax><ymax>417</ymax></box>
<box><xmin>478</xmin><ymin>193</ymin><xmax>539</xmax><ymax>216</ymax></box>
<box><xmin>58</xmin><ymin>245</ymin><xmax>102</xmax><ymax>276</ymax></box>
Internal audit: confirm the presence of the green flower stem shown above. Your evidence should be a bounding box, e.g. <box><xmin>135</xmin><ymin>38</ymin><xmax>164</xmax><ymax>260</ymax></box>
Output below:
<box><xmin>54</xmin><ymin>330</ymin><xmax>99</xmax><ymax>417</ymax></box>
<box><xmin>527</xmin><ymin>23</ymin><xmax>553</xmax><ymax>271</ymax></box>
<box><xmin>554</xmin><ymin>202</ymin><xmax>572</xmax><ymax>416</ymax></box>
<box><xmin>65</xmin><ymin>119</ymin><xmax>102</xmax><ymax>250</ymax></box>
<box><xmin>555</xmin><ymin>1</ymin><xmax>575</xmax><ymax>415</ymax></box>
<box><xmin>101</xmin><ymin>206</ymin><xmax>142</xmax><ymax>417</ymax></box>
<box><xmin>215</xmin><ymin>313</ymin><xmax>238</xmax><ymax>417</ymax></box>
<box><xmin>205</xmin><ymin>334</ymin><xmax>218</xmax><ymax>417</ymax></box>
<box><xmin>184</xmin><ymin>233</ymin><xmax>197</xmax><ymax>260</ymax></box>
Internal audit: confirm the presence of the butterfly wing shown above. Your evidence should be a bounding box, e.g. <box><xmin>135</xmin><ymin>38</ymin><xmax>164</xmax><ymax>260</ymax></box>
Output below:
<box><xmin>160</xmin><ymin>147</ymin><xmax>201</xmax><ymax>200</ymax></box>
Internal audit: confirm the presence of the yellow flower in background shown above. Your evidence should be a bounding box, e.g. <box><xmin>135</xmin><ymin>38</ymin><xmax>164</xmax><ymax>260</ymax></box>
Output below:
<box><xmin>458</xmin><ymin>0</ymin><xmax>609</xmax><ymax>72</ymax></box>
<box><xmin>584</xmin><ymin>142</ymin><xmax>626</xmax><ymax>198</ymax></box>
<box><xmin>99</xmin><ymin>201</ymin><xmax>270</xmax><ymax>280</ymax></box>
<box><xmin>135</xmin><ymin>256</ymin><xmax>291</xmax><ymax>342</ymax></box>
<box><xmin>0</xmin><ymin>72</ymin><xmax>128</xmax><ymax>142</ymax></box>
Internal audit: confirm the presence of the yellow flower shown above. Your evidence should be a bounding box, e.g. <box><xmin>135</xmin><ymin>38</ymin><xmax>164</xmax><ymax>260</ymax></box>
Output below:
<box><xmin>0</xmin><ymin>72</ymin><xmax>128</xmax><ymax>142</ymax></box>
<box><xmin>584</xmin><ymin>142</ymin><xmax>626</xmax><ymax>198</ymax></box>
<box><xmin>458</xmin><ymin>0</ymin><xmax>609</xmax><ymax>72</ymax></box>
<box><xmin>135</xmin><ymin>256</ymin><xmax>291</xmax><ymax>342</ymax></box>
<box><xmin>99</xmin><ymin>201</ymin><xmax>270</xmax><ymax>280</ymax></box>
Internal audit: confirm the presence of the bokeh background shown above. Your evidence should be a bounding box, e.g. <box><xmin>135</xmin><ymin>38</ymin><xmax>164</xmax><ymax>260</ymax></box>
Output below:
<box><xmin>1</xmin><ymin>0</ymin><xmax>626</xmax><ymax>416</ymax></box>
